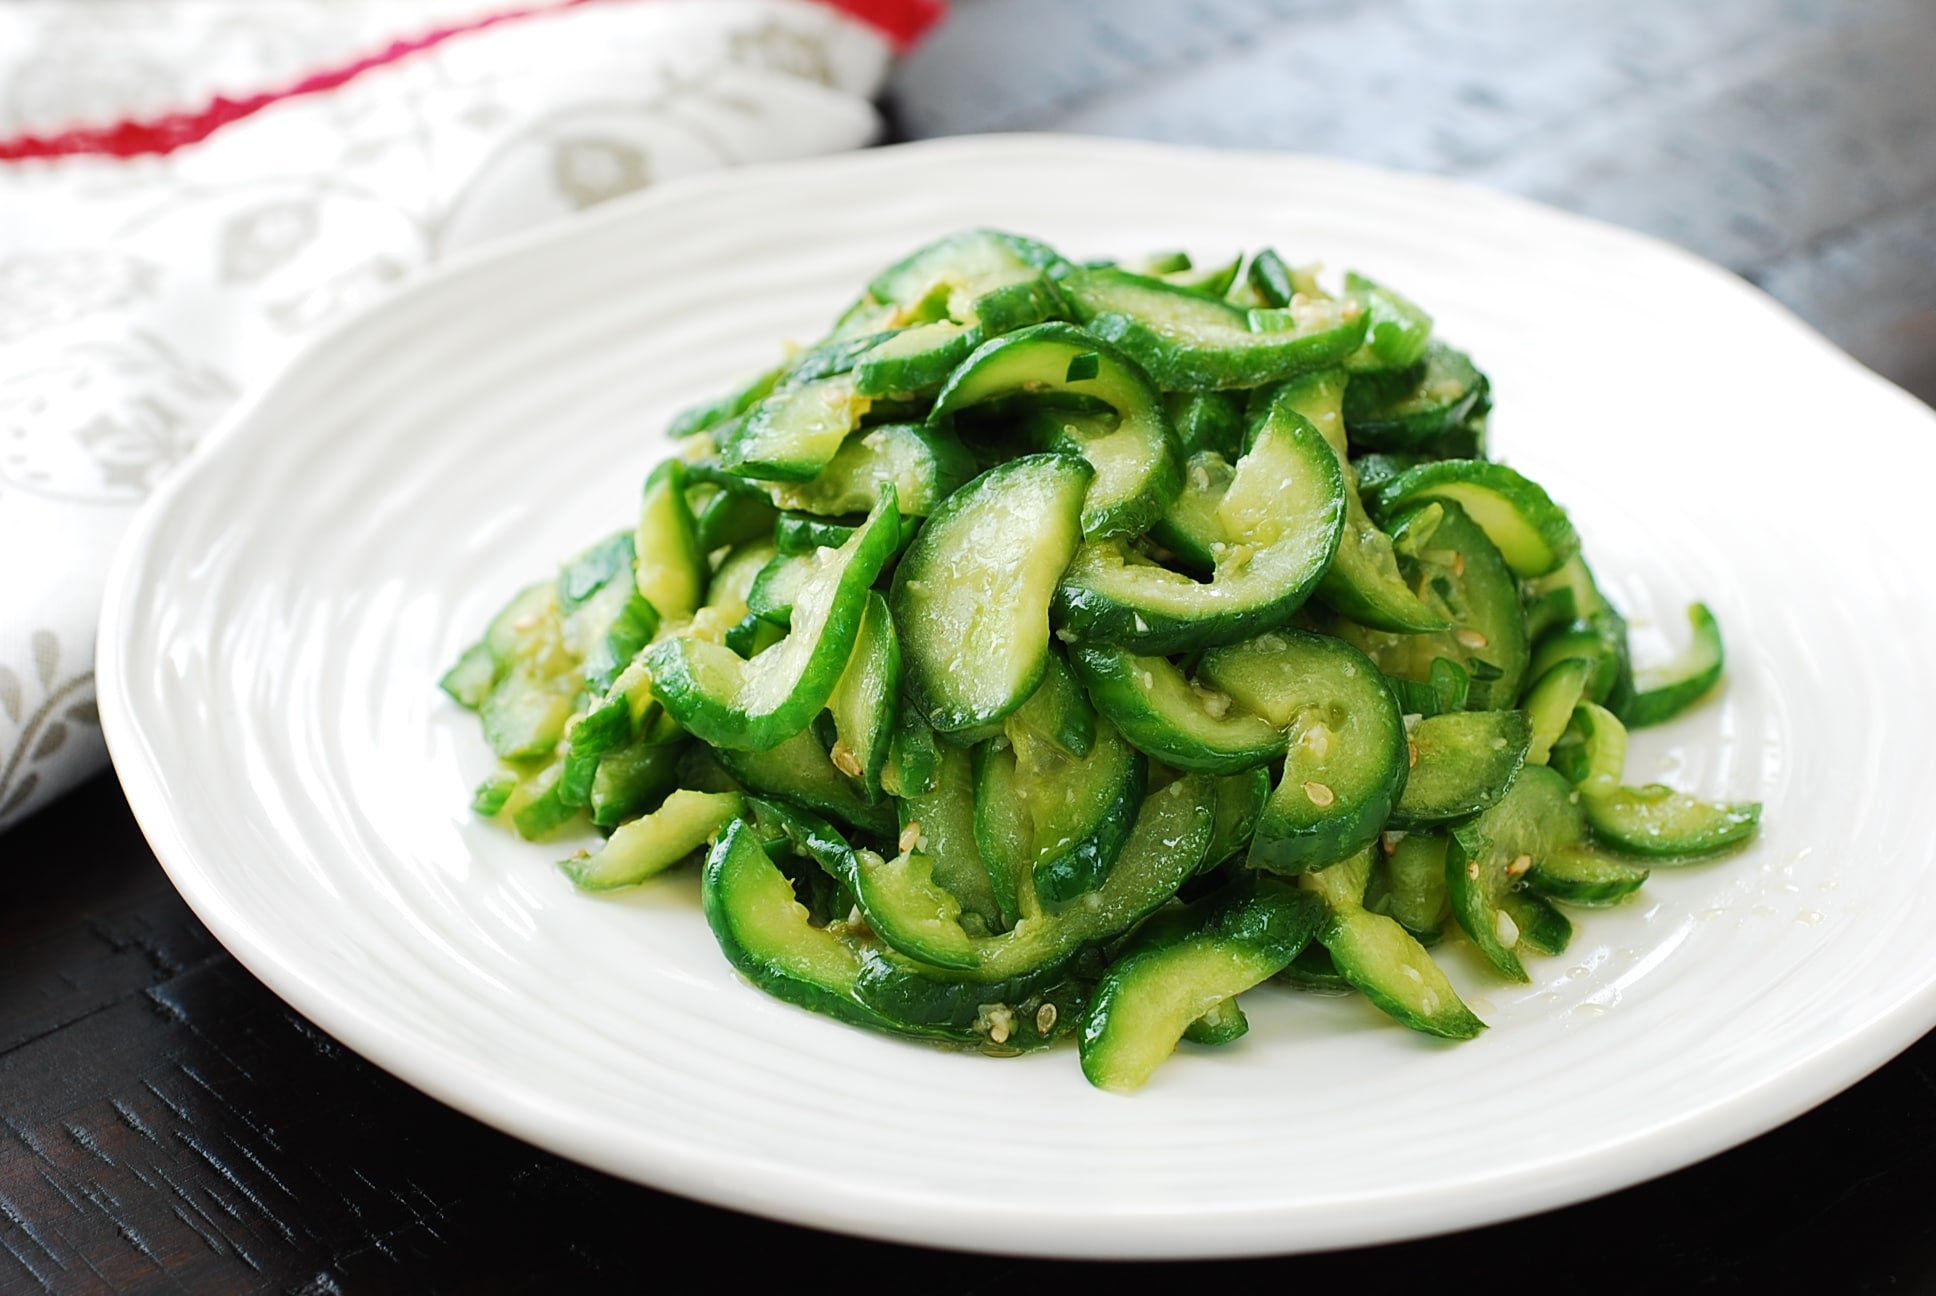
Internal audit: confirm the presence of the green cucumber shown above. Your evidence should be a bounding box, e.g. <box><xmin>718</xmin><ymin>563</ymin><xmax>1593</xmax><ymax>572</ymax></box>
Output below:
<box><xmin>1371</xmin><ymin>459</ymin><xmax>1579</xmax><ymax>578</ymax></box>
<box><xmin>932</xmin><ymin>323</ymin><xmax>1183</xmax><ymax>540</ymax></box>
<box><xmin>1319</xmin><ymin>903</ymin><xmax>1484</xmax><ymax>1039</ymax></box>
<box><xmin>722</xmin><ymin>373</ymin><xmax>869</xmax><ymax>483</ymax></box>
<box><xmin>715</xmin><ymin>727</ymin><xmax>895</xmax><ymax>838</ymax></box>
<box><xmin>1446</xmin><ymin>765</ymin><xmax>1588</xmax><ymax>980</ymax></box>
<box><xmin>561</xmin><ymin>789</ymin><xmax>742</xmax><ymax>891</ymax></box>
<box><xmin>974</xmin><ymin>717</ymin><xmax>1145</xmax><ymax>913</ymax></box>
<box><xmin>1069</xmin><ymin>644</ymin><xmax>1284</xmax><ymax>775</ymax></box>
<box><xmin>1196</xmin><ymin>630</ymin><xmax>1407</xmax><ymax>873</ymax></box>
<box><xmin>1054</xmin><ymin>402</ymin><xmax>1346</xmax><ymax>653</ymax></box>
<box><xmin>1583</xmin><ymin>784</ymin><xmax>1762</xmax><ymax>859</ymax></box>
<box><xmin>892</xmin><ymin>454</ymin><xmax>1091</xmax><ymax>732</ymax></box>
<box><xmin>764</xmin><ymin>422</ymin><xmax>975</xmax><ymax>518</ymax></box>
<box><xmin>825</xmin><ymin>592</ymin><xmax>900</xmax><ymax>802</ymax></box>
<box><xmin>1337</xmin><ymin>500</ymin><xmax>1530</xmax><ymax>710</ymax></box>
<box><xmin>1080</xmin><ymin>881</ymin><xmax>1324</xmax><ymax>1091</ymax></box>
<box><xmin>1383</xmin><ymin>831</ymin><xmax>1450</xmax><ymax>938</ymax></box>
<box><xmin>854</xmin><ymin>775</ymin><xmax>1216</xmax><ymax>1025</ymax></box>
<box><xmin>1272</xmin><ymin>369</ymin><xmax>1449</xmax><ymax>634</ymax></box>
<box><xmin>897</xmin><ymin>742</ymin><xmax>1006</xmax><ymax>931</ymax></box>
<box><xmin>647</xmin><ymin>494</ymin><xmax>900</xmax><ymax>751</ymax></box>
<box><xmin>1342</xmin><ymin>271</ymin><xmax>1433</xmax><ymax>372</ymax></box>
<box><xmin>702</xmin><ymin>820</ymin><xmax>943</xmax><ymax>1039</ymax></box>
<box><xmin>634</xmin><ymin>460</ymin><xmax>705</xmax><ymax>622</ymax></box>
<box><xmin>1526</xmin><ymin>844</ymin><xmax>1651</xmax><ymax>905</ymax></box>
<box><xmin>1343</xmin><ymin>343</ymin><xmax>1484</xmax><ymax>451</ymax></box>
<box><xmin>1391</xmin><ymin>710</ymin><xmax>1531</xmax><ymax>826</ymax></box>
<box><xmin>1062</xmin><ymin>265</ymin><xmax>1368</xmax><ymax>390</ymax></box>
<box><xmin>1627</xmin><ymin>603</ymin><xmax>1725</xmax><ymax>727</ymax></box>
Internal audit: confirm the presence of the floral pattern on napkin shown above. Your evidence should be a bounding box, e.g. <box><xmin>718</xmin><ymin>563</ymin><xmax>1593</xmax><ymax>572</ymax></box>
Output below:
<box><xmin>0</xmin><ymin>0</ymin><xmax>917</xmax><ymax>831</ymax></box>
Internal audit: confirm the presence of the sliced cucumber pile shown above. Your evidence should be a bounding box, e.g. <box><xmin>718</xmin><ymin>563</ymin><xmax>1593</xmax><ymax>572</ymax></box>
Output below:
<box><xmin>444</xmin><ymin>233</ymin><xmax>1762</xmax><ymax>1092</ymax></box>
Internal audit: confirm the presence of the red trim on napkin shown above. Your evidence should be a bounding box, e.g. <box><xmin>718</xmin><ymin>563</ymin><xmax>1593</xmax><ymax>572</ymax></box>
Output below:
<box><xmin>0</xmin><ymin>0</ymin><xmax>945</xmax><ymax>162</ymax></box>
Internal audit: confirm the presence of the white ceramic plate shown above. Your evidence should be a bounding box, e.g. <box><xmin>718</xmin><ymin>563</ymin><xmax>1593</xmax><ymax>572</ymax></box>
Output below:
<box><xmin>100</xmin><ymin>135</ymin><xmax>1936</xmax><ymax>1259</ymax></box>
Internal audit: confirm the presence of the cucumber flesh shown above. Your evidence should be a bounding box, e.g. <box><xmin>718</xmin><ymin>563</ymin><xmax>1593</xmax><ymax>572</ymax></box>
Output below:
<box><xmin>1080</xmin><ymin>881</ymin><xmax>1323</xmax><ymax>1092</ymax></box>
<box><xmin>562</xmin><ymin>790</ymin><xmax>742</xmax><ymax>891</ymax></box>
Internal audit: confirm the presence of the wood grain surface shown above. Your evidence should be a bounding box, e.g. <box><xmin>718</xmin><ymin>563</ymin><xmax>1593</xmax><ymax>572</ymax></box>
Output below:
<box><xmin>7</xmin><ymin>1</ymin><xmax>1934</xmax><ymax>1290</ymax></box>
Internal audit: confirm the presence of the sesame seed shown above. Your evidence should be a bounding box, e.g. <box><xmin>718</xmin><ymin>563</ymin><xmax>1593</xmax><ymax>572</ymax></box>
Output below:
<box><xmin>1302</xmin><ymin>781</ymin><xmax>1336</xmax><ymax>807</ymax></box>
<box><xmin>1507</xmin><ymin>853</ymin><xmax>1533</xmax><ymax>877</ymax></box>
<box><xmin>1454</xmin><ymin>628</ymin><xmax>1489</xmax><ymax>650</ymax></box>
<box><xmin>1451</xmin><ymin>552</ymin><xmax>1466</xmax><ymax>578</ymax></box>
<box><xmin>898</xmin><ymin>821</ymin><xmax>922</xmax><ymax>854</ymax></box>
<box><xmin>830</xmin><ymin>742</ymin><xmax>863</xmax><ymax>778</ymax></box>
<box><xmin>1407</xmin><ymin>741</ymin><xmax>1419</xmax><ymax>768</ymax></box>
<box><xmin>1495</xmin><ymin>911</ymin><xmax>1520</xmax><ymax>947</ymax></box>
<box><xmin>1467</xmin><ymin>860</ymin><xmax>1481</xmax><ymax>881</ymax></box>
<box><xmin>1036</xmin><ymin>1003</ymin><xmax>1058</xmax><ymax>1034</ymax></box>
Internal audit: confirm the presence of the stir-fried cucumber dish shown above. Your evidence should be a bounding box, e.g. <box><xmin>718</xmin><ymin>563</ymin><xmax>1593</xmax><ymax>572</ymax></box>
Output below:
<box><xmin>444</xmin><ymin>231</ymin><xmax>1761</xmax><ymax>1092</ymax></box>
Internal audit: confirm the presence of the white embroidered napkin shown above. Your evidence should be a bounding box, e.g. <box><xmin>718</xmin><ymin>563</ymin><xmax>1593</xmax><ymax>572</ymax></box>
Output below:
<box><xmin>0</xmin><ymin>0</ymin><xmax>926</xmax><ymax>829</ymax></box>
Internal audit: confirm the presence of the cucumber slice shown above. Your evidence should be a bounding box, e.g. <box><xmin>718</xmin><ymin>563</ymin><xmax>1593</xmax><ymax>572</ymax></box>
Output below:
<box><xmin>971</xmin><ymin>275</ymin><xmax>1071</xmax><ymax>336</ymax></box>
<box><xmin>1522</xmin><ymin>657</ymin><xmax>1594</xmax><ymax>765</ymax></box>
<box><xmin>1391</xmin><ymin>710</ymin><xmax>1531</xmax><ymax>826</ymax></box>
<box><xmin>974</xmin><ymin>717</ymin><xmax>1145</xmax><ymax>913</ymax></box>
<box><xmin>647</xmin><ymin>494</ymin><xmax>900</xmax><ymax>751</ymax></box>
<box><xmin>1383</xmin><ymin>831</ymin><xmax>1450</xmax><ymax>937</ymax></box>
<box><xmin>589</xmin><ymin>736</ymin><xmax>683</xmax><ymax>827</ymax></box>
<box><xmin>1181</xmin><ymin>997</ymin><xmax>1250</xmax><ymax>1045</ymax></box>
<box><xmin>825</xmin><ymin>592</ymin><xmax>900</xmax><ymax>802</ymax></box>
<box><xmin>668</xmin><ymin>361</ymin><xmax>785</xmax><ymax>440</ymax></box>
<box><xmin>1320</xmin><ymin>905</ymin><xmax>1483</xmax><ymax>1039</ymax></box>
<box><xmin>1372</xmin><ymin>459</ymin><xmax>1580</xmax><ymax>578</ymax></box>
<box><xmin>1446</xmin><ymin>765</ymin><xmax>1589</xmax><ymax>980</ymax></box>
<box><xmin>716</xmin><ymin>727</ymin><xmax>895</xmax><ymax>838</ymax></box>
<box><xmin>1273</xmin><ymin>369</ymin><xmax>1449</xmax><ymax>634</ymax></box>
<box><xmin>1062</xmin><ymin>265</ymin><xmax>1368</xmax><ymax>391</ymax></box>
<box><xmin>866</xmin><ymin>228</ymin><xmax>1064</xmax><ymax>309</ymax></box>
<box><xmin>1337</xmin><ymin>500</ymin><xmax>1530</xmax><ymax>710</ymax></box>
<box><xmin>933</xmin><ymin>323</ymin><xmax>1183</xmax><ymax>540</ymax></box>
<box><xmin>1583</xmin><ymin>784</ymin><xmax>1762</xmax><ymax>859</ymax></box>
<box><xmin>1005</xmin><ymin>650</ymin><xmax>1097</xmax><ymax>761</ymax></box>
<box><xmin>477</xmin><ymin>584</ymin><xmax>578</xmax><ymax>761</ymax></box>
<box><xmin>471</xmin><ymin>771</ymin><xmax>516</xmax><ymax>815</ymax></box>
<box><xmin>892</xmin><ymin>454</ymin><xmax>1091</xmax><ymax>732</ymax></box>
<box><xmin>851</xmin><ymin>847</ymin><xmax>982</xmax><ymax>970</ymax></box>
<box><xmin>1627</xmin><ymin>603</ymin><xmax>1725</xmax><ymax>727</ymax></box>
<box><xmin>1526</xmin><ymin>844</ymin><xmax>1650</xmax><ymax>905</ymax></box>
<box><xmin>764</xmin><ymin>422</ymin><xmax>975</xmax><ymax>518</ymax></box>
<box><xmin>634</xmin><ymin>460</ymin><xmax>705</xmax><ymax>623</ymax></box>
<box><xmin>561</xmin><ymin>789</ymin><xmax>742</xmax><ymax>891</ymax></box>
<box><xmin>855</xmin><ymin>775</ymin><xmax>1217</xmax><ymax>1025</ymax></box>
<box><xmin>852</xmin><ymin>321</ymin><xmax>978</xmax><ymax>398</ymax></box>
<box><xmin>1342</xmin><ymin>271</ymin><xmax>1434</xmax><ymax>372</ymax></box>
<box><xmin>702</xmin><ymin>820</ymin><xmax>952</xmax><ymax>1040</ymax></box>
<box><xmin>1148</xmin><ymin>449</ymin><xmax>1233</xmax><ymax>575</ymax></box>
<box><xmin>440</xmin><ymin>641</ymin><xmax>499</xmax><ymax>711</ymax></box>
<box><xmin>1203</xmin><ymin>768</ymin><xmax>1271</xmax><ymax>872</ymax></box>
<box><xmin>898</xmin><ymin>743</ymin><xmax>1006</xmax><ymax>931</ymax></box>
<box><xmin>1164</xmin><ymin>391</ymin><xmax>1245</xmax><ymax>458</ymax></box>
<box><xmin>1070</xmin><ymin>644</ymin><xmax>1285</xmax><ymax>775</ymax></box>
<box><xmin>1568</xmin><ymin>700</ymin><xmax>1630</xmax><ymax>796</ymax></box>
<box><xmin>722</xmin><ymin>372</ymin><xmax>870</xmax><ymax>483</ymax></box>
<box><xmin>1197</xmin><ymin>630</ymin><xmax>1407</xmax><ymax>873</ymax></box>
<box><xmin>1080</xmin><ymin>881</ymin><xmax>1324</xmax><ymax>1091</ymax></box>
<box><xmin>1055</xmin><ymin>403</ymin><xmax>1346</xmax><ymax>653</ymax></box>
<box><xmin>1343</xmin><ymin>343</ymin><xmax>1484</xmax><ymax>451</ymax></box>
<box><xmin>745</xmin><ymin>550</ymin><xmax>813</xmax><ymax>626</ymax></box>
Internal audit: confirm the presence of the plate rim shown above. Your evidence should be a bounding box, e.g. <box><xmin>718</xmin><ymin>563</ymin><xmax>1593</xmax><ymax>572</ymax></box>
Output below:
<box><xmin>97</xmin><ymin>132</ymin><xmax>1936</xmax><ymax>1259</ymax></box>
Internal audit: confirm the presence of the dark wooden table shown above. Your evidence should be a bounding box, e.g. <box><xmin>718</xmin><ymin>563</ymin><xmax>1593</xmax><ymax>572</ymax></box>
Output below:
<box><xmin>7</xmin><ymin>2</ymin><xmax>1935</xmax><ymax>1291</ymax></box>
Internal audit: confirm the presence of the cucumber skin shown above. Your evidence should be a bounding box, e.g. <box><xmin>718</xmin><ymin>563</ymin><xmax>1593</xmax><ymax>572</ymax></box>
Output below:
<box><xmin>1079</xmin><ymin>882</ymin><xmax>1325</xmax><ymax>1092</ymax></box>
